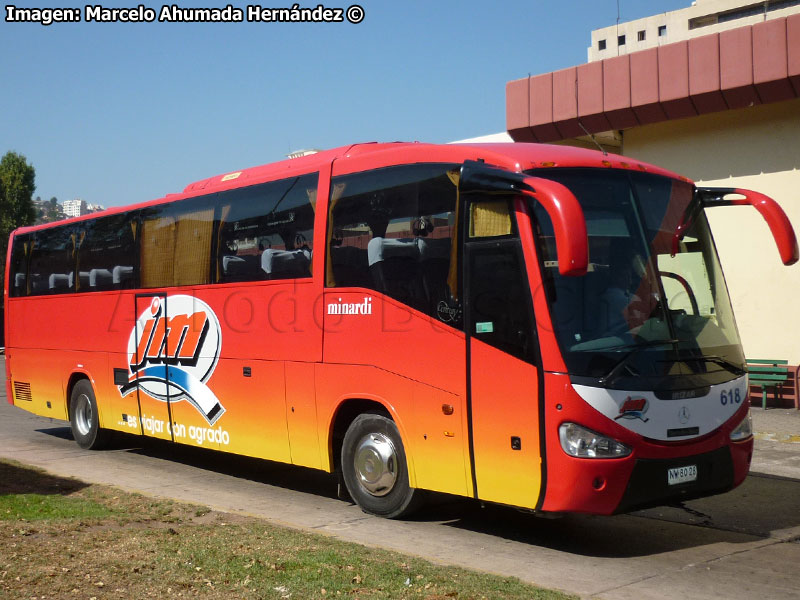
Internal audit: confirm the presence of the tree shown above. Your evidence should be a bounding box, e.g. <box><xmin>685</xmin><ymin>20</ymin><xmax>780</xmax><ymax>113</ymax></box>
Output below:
<box><xmin>0</xmin><ymin>151</ymin><xmax>37</xmax><ymax>284</ymax></box>
<box><xmin>45</xmin><ymin>197</ymin><xmax>61</xmax><ymax>222</ymax></box>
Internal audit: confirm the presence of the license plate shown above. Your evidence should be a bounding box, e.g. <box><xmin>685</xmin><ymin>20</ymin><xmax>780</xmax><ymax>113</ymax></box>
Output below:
<box><xmin>668</xmin><ymin>465</ymin><xmax>697</xmax><ymax>485</ymax></box>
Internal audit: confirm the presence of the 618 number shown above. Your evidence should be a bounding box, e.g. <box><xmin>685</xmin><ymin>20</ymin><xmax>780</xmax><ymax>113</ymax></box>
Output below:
<box><xmin>720</xmin><ymin>388</ymin><xmax>742</xmax><ymax>405</ymax></box>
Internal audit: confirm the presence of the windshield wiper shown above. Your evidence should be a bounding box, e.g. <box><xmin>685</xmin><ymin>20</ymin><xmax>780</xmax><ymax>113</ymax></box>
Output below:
<box><xmin>598</xmin><ymin>338</ymin><xmax>680</xmax><ymax>353</ymax></box>
<box><xmin>600</xmin><ymin>339</ymin><xmax>680</xmax><ymax>386</ymax></box>
<box><xmin>693</xmin><ymin>354</ymin><xmax>746</xmax><ymax>376</ymax></box>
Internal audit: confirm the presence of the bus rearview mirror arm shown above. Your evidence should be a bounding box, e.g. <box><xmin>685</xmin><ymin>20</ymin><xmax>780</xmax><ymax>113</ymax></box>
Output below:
<box><xmin>673</xmin><ymin>187</ymin><xmax>799</xmax><ymax>266</ymax></box>
<box><xmin>459</xmin><ymin>161</ymin><xmax>588</xmax><ymax>277</ymax></box>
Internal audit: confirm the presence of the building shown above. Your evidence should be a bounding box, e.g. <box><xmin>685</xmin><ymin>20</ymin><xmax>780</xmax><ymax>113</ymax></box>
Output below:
<box><xmin>505</xmin><ymin>0</ymin><xmax>800</xmax><ymax>363</ymax></box>
<box><xmin>63</xmin><ymin>198</ymin><xmax>87</xmax><ymax>218</ymax></box>
<box><xmin>589</xmin><ymin>0</ymin><xmax>800</xmax><ymax>62</ymax></box>
<box><xmin>32</xmin><ymin>197</ymin><xmax>65</xmax><ymax>224</ymax></box>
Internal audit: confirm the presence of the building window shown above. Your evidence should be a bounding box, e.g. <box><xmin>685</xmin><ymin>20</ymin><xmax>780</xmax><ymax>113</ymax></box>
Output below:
<box><xmin>618</xmin><ymin>34</ymin><xmax>626</xmax><ymax>46</ymax></box>
<box><xmin>598</xmin><ymin>39</ymin><xmax>606</xmax><ymax>51</ymax></box>
<box><xmin>658</xmin><ymin>25</ymin><xmax>667</xmax><ymax>37</ymax></box>
<box><xmin>638</xmin><ymin>30</ymin><xmax>646</xmax><ymax>42</ymax></box>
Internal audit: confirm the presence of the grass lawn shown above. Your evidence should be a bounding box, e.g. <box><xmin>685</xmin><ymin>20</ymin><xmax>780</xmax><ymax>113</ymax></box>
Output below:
<box><xmin>0</xmin><ymin>459</ymin><xmax>575</xmax><ymax>599</ymax></box>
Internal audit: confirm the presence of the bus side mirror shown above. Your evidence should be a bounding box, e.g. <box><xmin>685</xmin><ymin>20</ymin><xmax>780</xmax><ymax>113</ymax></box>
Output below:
<box><xmin>459</xmin><ymin>162</ymin><xmax>588</xmax><ymax>277</ymax></box>
<box><xmin>520</xmin><ymin>176</ymin><xmax>588</xmax><ymax>276</ymax></box>
<box><xmin>696</xmin><ymin>187</ymin><xmax>799</xmax><ymax>266</ymax></box>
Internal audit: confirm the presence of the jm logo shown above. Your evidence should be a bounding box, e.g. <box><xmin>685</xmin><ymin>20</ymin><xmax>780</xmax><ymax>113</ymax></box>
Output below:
<box><xmin>615</xmin><ymin>396</ymin><xmax>650</xmax><ymax>423</ymax></box>
<box><xmin>129</xmin><ymin>298</ymin><xmax>209</xmax><ymax>372</ymax></box>
<box><xmin>120</xmin><ymin>295</ymin><xmax>225</xmax><ymax>425</ymax></box>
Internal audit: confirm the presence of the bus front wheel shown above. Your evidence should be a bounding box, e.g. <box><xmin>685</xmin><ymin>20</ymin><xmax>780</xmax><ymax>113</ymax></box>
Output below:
<box><xmin>69</xmin><ymin>380</ymin><xmax>110</xmax><ymax>450</ymax></box>
<box><xmin>341</xmin><ymin>412</ymin><xmax>421</xmax><ymax>518</ymax></box>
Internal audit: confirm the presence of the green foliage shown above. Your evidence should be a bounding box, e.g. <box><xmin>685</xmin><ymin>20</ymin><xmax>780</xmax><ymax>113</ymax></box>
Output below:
<box><xmin>0</xmin><ymin>151</ymin><xmax>36</xmax><ymax>259</ymax></box>
<box><xmin>0</xmin><ymin>493</ymin><xmax>113</xmax><ymax>521</ymax></box>
<box><xmin>0</xmin><ymin>152</ymin><xmax>36</xmax><ymax>291</ymax></box>
<box><xmin>45</xmin><ymin>197</ymin><xmax>62</xmax><ymax>221</ymax></box>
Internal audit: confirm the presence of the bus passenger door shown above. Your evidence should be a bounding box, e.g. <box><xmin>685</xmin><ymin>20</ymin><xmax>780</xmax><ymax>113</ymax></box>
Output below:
<box><xmin>131</xmin><ymin>293</ymin><xmax>175</xmax><ymax>442</ymax></box>
<box><xmin>464</xmin><ymin>218</ymin><xmax>544</xmax><ymax>510</ymax></box>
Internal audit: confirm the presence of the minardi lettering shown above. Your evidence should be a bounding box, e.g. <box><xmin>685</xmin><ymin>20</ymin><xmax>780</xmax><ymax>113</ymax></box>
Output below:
<box><xmin>327</xmin><ymin>297</ymin><xmax>373</xmax><ymax>315</ymax></box>
<box><xmin>130</xmin><ymin>305</ymin><xmax>209</xmax><ymax>372</ymax></box>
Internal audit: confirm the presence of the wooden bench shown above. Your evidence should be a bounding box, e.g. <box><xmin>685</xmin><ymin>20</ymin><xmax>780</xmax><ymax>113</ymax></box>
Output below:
<box><xmin>746</xmin><ymin>359</ymin><xmax>793</xmax><ymax>410</ymax></box>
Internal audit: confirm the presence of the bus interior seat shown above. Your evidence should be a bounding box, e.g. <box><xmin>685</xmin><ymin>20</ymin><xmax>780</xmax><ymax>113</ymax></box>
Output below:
<box><xmin>74</xmin><ymin>271</ymin><xmax>90</xmax><ymax>290</ymax></box>
<box><xmin>222</xmin><ymin>254</ymin><xmax>260</xmax><ymax>281</ymax></box>
<box><xmin>368</xmin><ymin>237</ymin><xmax>425</xmax><ymax>309</ymax></box>
<box><xmin>113</xmin><ymin>265</ymin><xmax>135</xmax><ymax>287</ymax></box>
<box><xmin>330</xmin><ymin>245</ymin><xmax>370</xmax><ymax>288</ymax></box>
<box><xmin>29</xmin><ymin>274</ymin><xmax>45</xmax><ymax>295</ymax></box>
<box><xmin>261</xmin><ymin>248</ymin><xmax>312</xmax><ymax>279</ymax></box>
<box><xmin>417</xmin><ymin>237</ymin><xmax>451</xmax><ymax>310</ymax></box>
<box><xmin>69</xmin><ymin>271</ymin><xmax>89</xmax><ymax>291</ymax></box>
<box><xmin>48</xmin><ymin>273</ymin><xmax>71</xmax><ymax>291</ymax></box>
<box><xmin>14</xmin><ymin>273</ymin><xmax>26</xmax><ymax>294</ymax></box>
<box><xmin>89</xmin><ymin>269</ymin><xmax>113</xmax><ymax>288</ymax></box>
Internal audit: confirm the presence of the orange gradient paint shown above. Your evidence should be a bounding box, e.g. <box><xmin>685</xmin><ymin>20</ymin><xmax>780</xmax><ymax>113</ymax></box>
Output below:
<box><xmin>5</xmin><ymin>141</ymin><xmax>762</xmax><ymax>516</ymax></box>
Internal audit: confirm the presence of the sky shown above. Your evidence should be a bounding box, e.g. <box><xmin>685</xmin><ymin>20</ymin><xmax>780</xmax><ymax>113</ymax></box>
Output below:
<box><xmin>1</xmin><ymin>0</ymin><xmax>690</xmax><ymax>208</ymax></box>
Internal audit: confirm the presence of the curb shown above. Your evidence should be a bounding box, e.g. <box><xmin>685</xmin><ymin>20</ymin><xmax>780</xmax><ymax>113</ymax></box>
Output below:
<box><xmin>754</xmin><ymin>432</ymin><xmax>800</xmax><ymax>444</ymax></box>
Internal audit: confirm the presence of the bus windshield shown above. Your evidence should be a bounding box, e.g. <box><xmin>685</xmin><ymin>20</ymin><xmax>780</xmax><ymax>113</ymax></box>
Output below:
<box><xmin>531</xmin><ymin>168</ymin><xmax>744</xmax><ymax>390</ymax></box>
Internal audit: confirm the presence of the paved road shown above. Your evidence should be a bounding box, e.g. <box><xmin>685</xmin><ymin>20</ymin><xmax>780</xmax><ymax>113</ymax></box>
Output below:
<box><xmin>2</xmin><ymin>384</ymin><xmax>799</xmax><ymax>599</ymax></box>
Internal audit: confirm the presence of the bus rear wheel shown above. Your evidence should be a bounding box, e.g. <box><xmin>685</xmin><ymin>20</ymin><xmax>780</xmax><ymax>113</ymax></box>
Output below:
<box><xmin>69</xmin><ymin>380</ymin><xmax>110</xmax><ymax>450</ymax></box>
<box><xmin>341</xmin><ymin>412</ymin><xmax>421</xmax><ymax>518</ymax></box>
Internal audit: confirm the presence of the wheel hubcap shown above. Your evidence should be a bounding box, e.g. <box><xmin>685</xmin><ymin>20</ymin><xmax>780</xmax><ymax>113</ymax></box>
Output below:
<box><xmin>354</xmin><ymin>432</ymin><xmax>397</xmax><ymax>497</ymax></box>
<box><xmin>75</xmin><ymin>394</ymin><xmax>92</xmax><ymax>436</ymax></box>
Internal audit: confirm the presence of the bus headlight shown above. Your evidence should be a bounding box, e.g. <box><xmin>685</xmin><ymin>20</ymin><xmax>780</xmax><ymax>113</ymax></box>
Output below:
<box><xmin>729</xmin><ymin>410</ymin><xmax>753</xmax><ymax>441</ymax></box>
<box><xmin>559</xmin><ymin>423</ymin><xmax>631</xmax><ymax>458</ymax></box>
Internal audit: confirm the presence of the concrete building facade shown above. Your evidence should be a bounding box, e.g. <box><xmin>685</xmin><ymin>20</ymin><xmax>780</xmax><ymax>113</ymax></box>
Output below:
<box><xmin>589</xmin><ymin>0</ymin><xmax>800</xmax><ymax>61</ymax></box>
<box><xmin>506</xmin><ymin>2</ymin><xmax>800</xmax><ymax>363</ymax></box>
<box><xmin>62</xmin><ymin>199</ymin><xmax>87</xmax><ymax>218</ymax></box>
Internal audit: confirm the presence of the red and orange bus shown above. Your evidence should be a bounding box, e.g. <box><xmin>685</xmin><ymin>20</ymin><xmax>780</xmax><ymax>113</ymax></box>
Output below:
<box><xmin>5</xmin><ymin>142</ymin><xmax>797</xmax><ymax>517</ymax></box>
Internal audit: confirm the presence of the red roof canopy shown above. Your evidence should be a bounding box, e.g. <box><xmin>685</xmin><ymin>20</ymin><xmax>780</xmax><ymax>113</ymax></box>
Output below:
<box><xmin>507</xmin><ymin>14</ymin><xmax>800</xmax><ymax>143</ymax></box>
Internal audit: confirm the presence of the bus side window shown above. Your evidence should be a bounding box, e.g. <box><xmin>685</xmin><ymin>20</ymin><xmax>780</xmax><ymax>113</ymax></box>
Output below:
<box><xmin>78</xmin><ymin>213</ymin><xmax>138</xmax><ymax>292</ymax></box>
<box><xmin>328</xmin><ymin>164</ymin><xmax>458</xmax><ymax>321</ymax></box>
<box><xmin>9</xmin><ymin>234</ymin><xmax>30</xmax><ymax>297</ymax></box>
<box><xmin>28</xmin><ymin>226</ymin><xmax>76</xmax><ymax>296</ymax></box>
<box><xmin>466</xmin><ymin>206</ymin><xmax>536</xmax><ymax>363</ymax></box>
<box><xmin>216</xmin><ymin>173</ymin><xmax>317</xmax><ymax>283</ymax></box>
<box><xmin>140</xmin><ymin>197</ymin><xmax>216</xmax><ymax>288</ymax></box>
<box><xmin>140</xmin><ymin>207</ymin><xmax>178</xmax><ymax>288</ymax></box>
<box><xmin>468</xmin><ymin>249</ymin><xmax>535</xmax><ymax>362</ymax></box>
<box><xmin>469</xmin><ymin>200</ymin><xmax>514</xmax><ymax>238</ymax></box>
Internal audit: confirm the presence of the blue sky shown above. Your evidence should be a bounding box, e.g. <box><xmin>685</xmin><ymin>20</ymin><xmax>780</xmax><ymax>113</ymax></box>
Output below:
<box><xmin>1</xmin><ymin>0</ymin><xmax>689</xmax><ymax>208</ymax></box>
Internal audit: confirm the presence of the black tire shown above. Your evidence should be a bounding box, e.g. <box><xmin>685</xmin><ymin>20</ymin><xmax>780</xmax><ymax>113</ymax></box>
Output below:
<box><xmin>69</xmin><ymin>380</ymin><xmax>110</xmax><ymax>450</ymax></box>
<box><xmin>341</xmin><ymin>412</ymin><xmax>422</xmax><ymax>518</ymax></box>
